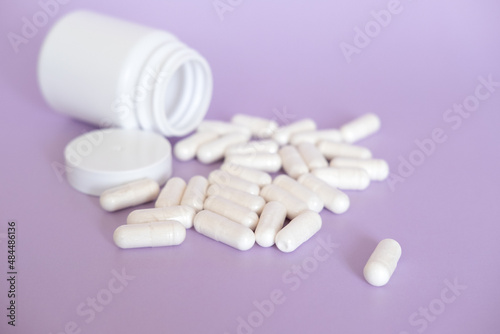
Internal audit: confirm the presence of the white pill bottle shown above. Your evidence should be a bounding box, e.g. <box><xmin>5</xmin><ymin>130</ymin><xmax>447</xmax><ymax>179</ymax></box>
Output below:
<box><xmin>38</xmin><ymin>10</ymin><xmax>213</xmax><ymax>137</ymax></box>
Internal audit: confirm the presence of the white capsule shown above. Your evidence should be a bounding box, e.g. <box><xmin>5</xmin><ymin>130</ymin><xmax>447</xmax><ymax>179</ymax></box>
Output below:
<box><xmin>127</xmin><ymin>205</ymin><xmax>196</xmax><ymax>229</ymax></box>
<box><xmin>197</xmin><ymin>120</ymin><xmax>252</xmax><ymax>136</ymax></box>
<box><xmin>100</xmin><ymin>178</ymin><xmax>160</xmax><ymax>212</ymax></box>
<box><xmin>273</xmin><ymin>175</ymin><xmax>324</xmax><ymax>212</ymax></box>
<box><xmin>194</xmin><ymin>210</ymin><xmax>256</xmax><ymax>251</ymax></box>
<box><xmin>225</xmin><ymin>140</ymin><xmax>279</xmax><ymax>155</ymax></box>
<box><xmin>272</xmin><ymin>119</ymin><xmax>317</xmax><ymax>145</ymax></box>
<box><xmin>330</xmin><ymin>158</ymin><xmax>389</xmax><ymax>181</ymax></box>
<box><xmin>312</xmin><ymin>167</ymin><xmax>370</xmax><ymax>190</ymax></box>
<box><xmin>155</xmin><ymin>177</ymin><xmax>186</xmax><ymax>208</ymax></box>
<box><xmin>298</xmin><ymin>174</ymin><xmax>350</xmax><ymax>214</ymax></box>
<box><xmin>364</xmin><ymin>239</ymin><xmax>402</xmax><ymax>287</ymax></box>
<box><xmin>275</xmin><ymin>211</ymin><xmax>322</xmax><ymax>253</ymax></box>
<box><xmin>208</xmin><ymin>170</ymin><xmax>260</xmax><ymax>195</ymax></box>
<box><xmin>220</xmin><ymin>163</ymin><xmax>272</xmax><ymax>187</ymax></box>
<box><xmin>317</xmin><ymin>141</ymin><xmax>372</xmax><ymax>160</ymax></box>
<box><xmin>260</xmin><ymin>184</ymin><xmax>309</xmax><ymax>219</ymax></box>
<box><xmin>340</xmin><ymin>113</ymin><xmax>381</xmax><ymax>143</ymax></box>
<box><xmin>207</xmin><ymin>184</ymin><xmax>266</xmax><ymax>214</ymax></box>
<box><xmin>204</xmin><ymin>195</ymin><xmax>259</xmax><ymax>230</ymax></box>
<box><xmin>255</xmin><ymin>201</ymin><xmax>287</xmax><ymax>247</ymax></box>
<box><xmin>113</xmin><ymin>221</ymin><xmax>186</xmax><ymax>249</ymax></box>
<box><xmin>180</xmin><ymin>175</ymin><xmax>208</xmax><ymax>211</ymax></box>
<box><xmin>297</xmin><ymin>142</ymin><xmax>328</xmax><ymax>169</ymax></box>
<box><xmin>224</xmin><ymin>153</ymin><xmax>282</xmax><ymax>173</ymax></box>
<box><xmin>231</xmin><ymin>114</ymin><xmax>278</xmax><ymax>139</ymax></box>
<box><xmin>290</xmin><ymin>129</ymin><xmax>343</xmax><ymax>145</ymax></box>
<box><xmin>279</xmin><ymin>145</ymin><xmax>309</xmax><ymax>179</ymax></box>
<box><xmin>174</xmin><ymin>131</ymin><xmax>219</xmax><ymax>161</ymax></box>
<box><xmin>197</xmin><ymin>132</ymin><xmax>250</xmax><ymax>164</ymax></box>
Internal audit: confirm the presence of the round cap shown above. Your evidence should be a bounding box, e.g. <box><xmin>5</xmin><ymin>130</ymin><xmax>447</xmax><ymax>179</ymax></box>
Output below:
<box><xmin>64</xmin><ymin>128</ymin><xmax>172</xmax><ymax>196</ymax></box>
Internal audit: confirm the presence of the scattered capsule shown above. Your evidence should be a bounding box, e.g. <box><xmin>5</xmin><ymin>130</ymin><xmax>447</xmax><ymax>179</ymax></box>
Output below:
<box><xmin>255</xmin><ymin>201</ymin><xmax>287</xmax><ymax>247</ymax></box>
<box><xmin>290</xmin><ymin>129</ymin><xmax>343</xmax><ymax>145</ymax></box>
<box><xmin>297</xmin><ymin>142</ymin><xmax>328</xmax><ymax>169</ymax></box>
<box><xmin>224</xmin><ymin>153</ymin><xmax>282</xmax><ymax>173</ymax></box>
<box><xmin>275</xmin><ymin>211</ymin><xmax>322</xmax><ymax>253</ymax></box>
<box><xmin>298</xmin><ymin>174</ymin><xmax>350</xmax><ymax>214</ymax></box>
<box><xmin>204</xmin><ymin>195</ymin><xmax>259</xmax><ymax>230</ymax></box>
<box><xmin>100</xmin><ymin>178</ymin><xmax>160</xmax><ymax>212</ymax></box>
<box><xmin>225</xmin><ymin>140</ymin><xmax>279</xmax><ymax>155</ymax></box>
<box><xmin>272</xmin><ymin>119</ymin><xmax>317</xmax><ymax>145</ymax></box>
<box><xmin>208</xmin><ymin>170</ymin><xmax>260</xmax><ymax>195</ymax></box>
<box><xmin>340</xmin><ymin>113</ymin><xmax>381</xmax><ymax>143</ymax></box>
<box><xmin>207</xmin><ymin>184</ymin><xmax>266</xmax><ymax>214</ymax></box>
<box><xmin>194</xmin><ymin>210</ymin><xmax>256</xmax><ymax>251</ymax></box>
<box><xmin>174</xmin><ymin>131</ymin><xmax>219</xmax><ymax>161</ymax></box>
<box><xmin>279</xmin><ymin>145</ymin><xmax>309</xmax><ymax>179</ymax></box>
<box><xmin>273</xmin><ymin>174</ymin><xmax>324</xmax><ymax>212</ymax></box>
<box><xmin>127</xmin><ymin>205</ymin><xmax>196</xmax><ymax>229</ymax></box>
<box><xmin>231</xmin><ymin>114</ymin><xmax>278</xmax><ymax>138</ymax></box>
<box><xmin>220</xmin><ymin>163</ymin><xmax>272</xmax><ymax>187</ymax></box>
<box><xmin>197</xmin><ymin>132</ymin><xmax>250</xmax><ymax>164</ymax></box>
<box><xmin>155</xmin><ymin>177</ymin><xmax>186</xmax><ymax>208</ymax></box>
<box><xmin>197</xmin><ymin>120</ymin><xmax>252</xmax><ymax>136</ymax></box>
<box><xmin>312</xmin><ymin>167</ymin><xmax>370</xmax><ymax>190</ymax></box>
<box><xmin>180</xmin><ymin>175</ymin><xmax>209</xmax><ymax>212</ymax></box>
<box><xmin>330</xmin><ymin>158</ymin><xmax>389</xmax><ymax>181</ymax></box>
<box><xmin>317</xmin><ymin>141</ymin><xmax>372</xmax><ymax>160</ymax></box>
<box><xmin>260</xmin><ymin>184</ymin><xmax>309</xmax><ymax>219</ymax></box>
<box><xmin>113</xmin><ymin>221</ymin><xmax>186</xmax><ymax>249</ymax></box>
<box><xmin>364</xmin><ymin>239</ymin><xmax>402</xmax><ymax>287</ymax></box>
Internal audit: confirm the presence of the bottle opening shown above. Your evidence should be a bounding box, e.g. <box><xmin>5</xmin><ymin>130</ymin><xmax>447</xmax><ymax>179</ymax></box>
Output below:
<box><xmin>155</xmin><ymin>53</ymin><xmax>212</xmax><ymax>137</ymax></box>
<box><xmin>135</xmin><ymin>42</ymin><xmax>212</xmax><ymax>137</ymax></box>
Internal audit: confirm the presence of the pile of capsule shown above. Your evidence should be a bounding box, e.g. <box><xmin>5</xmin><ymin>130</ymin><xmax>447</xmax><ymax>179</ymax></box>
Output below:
<box><xmin>106</xmin><ymin>113</ymin><xmax>389</xmax><ymax>253</ymax></box>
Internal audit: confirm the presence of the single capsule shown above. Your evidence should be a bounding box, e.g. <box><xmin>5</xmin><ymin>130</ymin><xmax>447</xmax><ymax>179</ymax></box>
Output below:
<box><xmin>100</xmin><ymin>178</ymin><xmax>160</xmax><ymax>212</ymax></box>
<box><xmin>113</xmin><ymin>221</ymin><xmax>186</xmax><ymax>249</ymax></box>
<box><xmin>296</xmin><ymin>142</ymin><xmax>328</xmax><ymax>169</ymax></box>
<box><xmin>208</xmin><ymin>170</ymin><xmax>260</xmax><ymax>195</ymax></box>
<box><xmin>207</xmin><ymin>184</ymin><xmax>266</xmax><ymax>214</ymax></box>
<box><xmin>197</xmin><ymin>120</ymin><xmax>251</xmax><ymax>136</ymax></box>
<box><xmin>272</xmin><ymin>119</ymin><xmax>317</xmax><ymax>145</ymax></box>
<box><xmin>275</xmin><ymin>211</ymin><xmax>322</xmax><ymax>253</ymax></box>
<box><xmin>127</xmin><ymin>205</ymin><xmax>196</xmax><ymax>229</ymax></box>
<box><xmin>340</xmin><ymin>113</ymin><xmax>381</xmax><ymax>143</ymax></box>
<box><xmin>364</xmin><ymin>239</ymin><xmax>402</xmax><ymax>287</ymax></box>
<box><xmin>279</xmin><ymin>145</ymin><xmax>309</xmax><ymax>179</ymax></box>
<box><xmin>197</xmin><ymin>132</ymin><xmax>250</xmax><ymax>164</ymax></box>
<box><xmin>290</xmin><ymin>129</ymin><xmax>343</xmax><ymax>145</ymax></box>
<box><xmin>273</xmin><ymin>174</ymin><xmax>324</xmax><ymax>212</ymax></box>
<box><xmin>224</xmin><ymin>153</ymin><xmax>282</xmax><ymax>173</ymax></box>
<box><xmin>220</xmin><ymin>163</ymin><xmax>272</xmax><ymax>187</ymax></box>
<box><xmin>225</xmin><ymin>140</ymin><xmax>279</xmax><ymax>155</ymax></box>
<box><xmin>330</xmin><ymin>158</ymin><xmax>389</xmax><ymax>181</ymax></box>
<box><xmin>155</xmin><ymin>177</ymin><xmax>186</xmax><ymax>208</ymax></box>
<box><xmin>254</xmin><ymin>201</ymin><xmax>287</xmax><ymax>247</ymax></box>
<box><xmin>298</xmin><ymin>174</ymin><xmax>350</xmax><ymax>214</ymax></box>
<box><xmin>231</xmin><ymin>114</ymin><xmax>278</xmax><ymax>138</ymax></box>
<box><xmin>312</xmin><ymin>167</ymin><xmax>370</xmax><ymax>190</ymax></box>
<box><xmin>194</xmin><ymin>210</ymin><xmax>256</xmax><ymax>251</ymax></box>
<box><xmin>317</xmin><ymin>141</ymin><xmax>372</xmax><ymax>160</ymax></box>
<box><xmin>174</xmin><ymin>131</ymin><xmax>219</xmax><ymax>161</ymax></box>
<box><xmin>180</xmin><ymin>175</ymin><xmax>209</xmax><ymax>212</ymax></box>
<box><xmin>260</xmin><ymin>184</ymin><xmax>309</xmax><ymax>219</ymax></box>
<box><xmin>204</xmin><ymin>195</ymin><xmax>259</xmax><ymax>230</ymax></box>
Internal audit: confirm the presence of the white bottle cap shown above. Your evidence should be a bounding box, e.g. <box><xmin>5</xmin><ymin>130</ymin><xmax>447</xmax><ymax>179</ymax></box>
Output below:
<box><xmin>64</xmin><ymin>129</ymin><xmax>172</xmax><ymax>196</ymax></box>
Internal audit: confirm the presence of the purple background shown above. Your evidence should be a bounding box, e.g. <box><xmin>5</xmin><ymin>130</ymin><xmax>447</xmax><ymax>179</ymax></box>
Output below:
<box><xmin>1</xmin><ymin>1</ymin><xmax>500</xmax><ymax>333</ymax></box>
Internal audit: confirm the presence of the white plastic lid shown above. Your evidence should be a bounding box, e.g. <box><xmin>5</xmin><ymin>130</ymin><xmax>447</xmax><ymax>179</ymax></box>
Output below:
<box><xmin>65</xmin><ymin>128</ymin><xmax>172</xmax><ymax>196</ymax></box>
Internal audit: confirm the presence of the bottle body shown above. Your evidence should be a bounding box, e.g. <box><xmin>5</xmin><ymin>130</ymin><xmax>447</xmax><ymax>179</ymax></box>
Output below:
<box><xmin>38</xmin><ymin>10</ymin><xmax>212</xmax><ymax>136</ymax></box>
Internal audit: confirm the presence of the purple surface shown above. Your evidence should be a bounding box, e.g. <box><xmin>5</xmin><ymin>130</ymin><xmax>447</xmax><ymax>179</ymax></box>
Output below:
<box><xmin>1</xmin><ymin>1</ymin><xmax>500</xmax><ymax>333</ymax></box>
